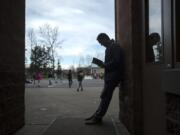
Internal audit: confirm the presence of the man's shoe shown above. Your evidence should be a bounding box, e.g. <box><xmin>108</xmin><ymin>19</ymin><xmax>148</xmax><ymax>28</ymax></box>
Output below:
<box><xmin>85</xmin><ymin>117</ymin><xmax>102</xmax><ymax>125</ymax></box>
<box><xmin>85</xmin><ymin>115</ymin><xmax>95</xmax><ymax>121</ymax></box>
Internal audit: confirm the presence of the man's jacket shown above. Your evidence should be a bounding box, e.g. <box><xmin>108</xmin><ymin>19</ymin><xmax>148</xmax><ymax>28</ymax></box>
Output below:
<box><xmin>104</xmin><ymin>42</ymin><xmax>125</xmax><ymax>83</ymax></box>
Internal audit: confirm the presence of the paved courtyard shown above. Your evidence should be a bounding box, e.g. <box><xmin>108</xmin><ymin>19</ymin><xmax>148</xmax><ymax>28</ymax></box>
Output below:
<box><xmin>16</xmin><ymin>79</ymin><xmax>129</xmax><ymax>135</ymax></box>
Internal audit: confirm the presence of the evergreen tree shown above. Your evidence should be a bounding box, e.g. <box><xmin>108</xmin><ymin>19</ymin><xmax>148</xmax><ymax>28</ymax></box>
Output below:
<box><xmin>30</xmin><ymin>46</ymin><xmax>52</xmax><ymax>73</ymax></box>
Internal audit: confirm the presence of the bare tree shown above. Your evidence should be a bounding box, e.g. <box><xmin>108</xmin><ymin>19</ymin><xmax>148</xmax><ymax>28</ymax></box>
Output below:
<box><xmin>28</xmin><ymin>28</ymin><xmax>38</xmax><ymax>51</ymax></box>
<box><xmin>78</xmin><ymin>56</ymin><xmax>85</xmax><ymax>67</ymax></box>
<box><xmin>27</xmin><ymin>28</ymin><xmax>39</xmax><ymax>73</ymax></box>
<box><xmin>39</xmin><ymin>24</ymin><xmax>63</xmax><ymax>72</ymax></box>
<box><xmin>85</xmin><ymin>55</ymin><xmax>93</xmax><ymax>66</ymax></box>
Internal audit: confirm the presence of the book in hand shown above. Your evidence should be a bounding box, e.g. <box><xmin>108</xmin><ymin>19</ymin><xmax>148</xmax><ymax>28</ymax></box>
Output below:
<box><xmin>92</xmin><ymin>57</ymin><xmax>104</xmax><ymax>67</ymax></box>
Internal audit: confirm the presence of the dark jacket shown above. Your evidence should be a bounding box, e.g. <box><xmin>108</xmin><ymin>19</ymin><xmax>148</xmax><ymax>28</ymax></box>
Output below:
<box><xmin>104</xmin><ymin>42</ymin><xmax>125</xmax><ymax>83</ymax></box>
<box><xmin>67</xmin><ymin>71</ymin><xmax>72</xmax><ymax>80</ymax></box>
<box><xmin>77</xmin><ymin>71</ymin><xmax>84</xmax><ymax>81</ymax></box>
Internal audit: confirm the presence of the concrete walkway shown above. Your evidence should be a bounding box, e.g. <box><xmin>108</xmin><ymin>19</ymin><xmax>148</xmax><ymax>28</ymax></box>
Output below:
<box><xmin>15</xmin><ymin>81</ymin><xmax>129</xmax><ymax>135</ymax></box>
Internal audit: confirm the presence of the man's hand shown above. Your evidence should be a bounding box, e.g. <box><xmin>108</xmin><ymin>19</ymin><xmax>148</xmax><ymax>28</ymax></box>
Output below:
<box><xmin>97</xmin><ymin>61</ymin><xmax>104</xmax><ymax>68</ymax></box>
<box><xmin>92</xmin><ymin>57</ymin><xmax>104</xmax><ymax>68</ymax></box>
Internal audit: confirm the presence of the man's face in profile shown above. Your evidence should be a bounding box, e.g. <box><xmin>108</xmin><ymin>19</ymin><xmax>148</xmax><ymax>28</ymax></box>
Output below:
<box><xmin>97</xmin><ymin>39</ymin><xmax>109</xmax><ymax>47</ymax></box>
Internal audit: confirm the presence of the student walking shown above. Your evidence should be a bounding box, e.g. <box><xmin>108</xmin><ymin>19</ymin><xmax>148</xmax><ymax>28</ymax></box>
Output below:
<box><xmin>48</xmin><ymin>71</ymin><xmax>53</xmax><ymax>87</ymax></box>
<box><xmin>77</xmin><ymin>70</ymin><xmax>84</xmax><ymax>92</ymax></box>
<box><xmin>67</xmin><ymin>69</ymin><xmax>73</xmax><ymax>88</ymax></box>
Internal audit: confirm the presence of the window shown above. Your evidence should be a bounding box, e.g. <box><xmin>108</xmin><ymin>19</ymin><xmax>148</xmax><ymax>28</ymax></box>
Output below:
<box><xmin>175</xmin><ymin>0</ymin><xmax>180</xmax><ymax>63</ymax></box>
<box><xmin>146</xmin><ymin>0</ymin><xmax>163</xmax><ymax>63</ymax></box>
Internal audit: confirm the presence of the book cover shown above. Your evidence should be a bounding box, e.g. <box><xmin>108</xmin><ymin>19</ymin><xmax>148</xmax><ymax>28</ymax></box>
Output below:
<box><xmin>92</xmin><ymin>57</ymin><xmax>104</xmax><ymax>67</ymax></box>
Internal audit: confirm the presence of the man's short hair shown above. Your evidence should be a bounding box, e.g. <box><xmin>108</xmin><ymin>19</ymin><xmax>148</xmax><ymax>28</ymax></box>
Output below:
<box><xmin>97</xmin><ymin>33</ymin><xmax>110</xmax><ymax>41</ymax></box>
<box><xmin>149</xmin><ymin>32</ymin><xmax>160</xmax><ymax>42</ymax></box>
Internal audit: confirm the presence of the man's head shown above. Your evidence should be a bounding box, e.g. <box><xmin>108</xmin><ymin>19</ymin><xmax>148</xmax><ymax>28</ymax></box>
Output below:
<box><xmin>148</xmin><ymin>32</ymin><xmax>161</xmax><ymax>45</ymax></box>
<box><xmin>97</xmin><ymin>33</ymin><xmax>111</xmax><ymax>47</ymax></box>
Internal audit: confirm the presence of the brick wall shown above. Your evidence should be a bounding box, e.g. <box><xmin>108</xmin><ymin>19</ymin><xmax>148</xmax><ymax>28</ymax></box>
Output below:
<box><xmin>166</xmin><ymin>93</ymin><xmax>180</xmax><ymax>135</ymax></box>
<box><xmin>0</xmin><ymin>0</ymin><xmax>25</xmax><ymax>134</ymax></box>
<box><xmin>115</xmin><ymin>0</ymin><xmax>143</xmax><ymax>135</ymax></box>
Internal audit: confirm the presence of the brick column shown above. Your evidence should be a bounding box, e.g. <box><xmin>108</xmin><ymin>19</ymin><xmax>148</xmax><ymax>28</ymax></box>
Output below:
<box><xmin>0</xmin><ymin>0</ymin><xmax>25</xmax><ymax>134</ymax></box>
<box><xmin>115</xmin><ymin>0</ymin><xmax>143</xmax><ymax>135</ymax></box>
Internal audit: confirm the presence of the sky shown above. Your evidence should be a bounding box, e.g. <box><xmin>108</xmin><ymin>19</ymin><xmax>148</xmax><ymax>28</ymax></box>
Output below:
<box><xmin>149</xmin><ymin>0</ymin><xmax>161</xmax><ymax>35</ymax></box>
<box><xmin>25</xmin><ymin>0</ymin><xmax>115</xmax><ymax>69</ymax></box>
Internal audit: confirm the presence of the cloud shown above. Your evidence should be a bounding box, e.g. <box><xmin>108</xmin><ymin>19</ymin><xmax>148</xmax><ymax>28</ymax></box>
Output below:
<box><xmin>26</xmin><ymin>0</ymin><xmax>115</xmax><ymax>68</ymax></box>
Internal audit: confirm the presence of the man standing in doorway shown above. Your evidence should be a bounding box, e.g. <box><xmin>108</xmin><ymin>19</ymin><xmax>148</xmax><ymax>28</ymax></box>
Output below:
<box><xmin>85</xmin><ymin>33</ymin><xmax>125</xmax><ymax>125</ymax></box>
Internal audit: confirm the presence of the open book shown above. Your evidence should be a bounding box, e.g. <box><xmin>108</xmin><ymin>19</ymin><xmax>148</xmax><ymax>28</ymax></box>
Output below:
<box><xmin>92</xmin><ymin>57</ymin><xmax>104</xmax><ymax>67</ymax></box>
